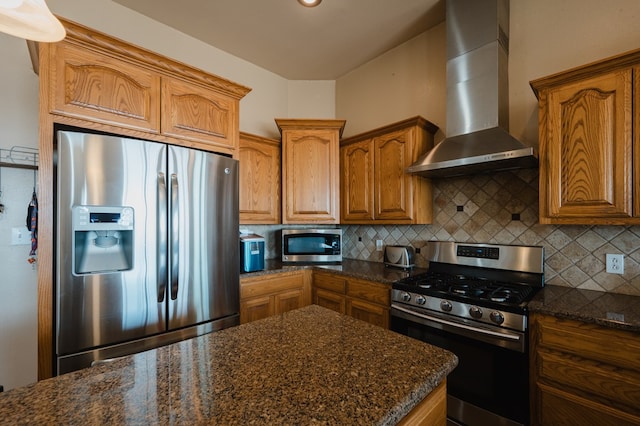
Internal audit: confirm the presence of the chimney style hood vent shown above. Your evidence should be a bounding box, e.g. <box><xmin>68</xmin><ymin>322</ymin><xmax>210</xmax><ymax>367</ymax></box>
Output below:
<box><xmin>408</xmin><ymin>0</ymin><xmax>538</xmax><ymax>178</ymax></box>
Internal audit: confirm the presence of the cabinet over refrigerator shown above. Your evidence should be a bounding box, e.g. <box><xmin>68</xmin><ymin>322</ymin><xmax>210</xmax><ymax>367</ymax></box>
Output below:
<box><xmin>55</xmin><ymin>130</ymin><xmax>239</xmax><ymax>374</ymax></box>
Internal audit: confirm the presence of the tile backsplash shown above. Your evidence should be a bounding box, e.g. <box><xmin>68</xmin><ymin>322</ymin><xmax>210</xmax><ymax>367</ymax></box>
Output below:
<box><xmin>242</xmin><ymin>169</ymin><xmax>640</xmax><ymax>296</ymax></box>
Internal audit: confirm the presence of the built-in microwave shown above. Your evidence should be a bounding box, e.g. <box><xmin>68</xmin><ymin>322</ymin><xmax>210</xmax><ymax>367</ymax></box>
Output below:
<box><xmin>282</xmin><ymin>229</ymin><xmax>342</xmax><ymax>263</ymax></box>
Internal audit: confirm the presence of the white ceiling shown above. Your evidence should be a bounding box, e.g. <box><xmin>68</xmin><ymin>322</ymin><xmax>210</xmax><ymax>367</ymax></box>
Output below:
<box><xmin>113</xmin><ymin>0</ymin><xmax>445</xmax><ymax>80</ymax></box>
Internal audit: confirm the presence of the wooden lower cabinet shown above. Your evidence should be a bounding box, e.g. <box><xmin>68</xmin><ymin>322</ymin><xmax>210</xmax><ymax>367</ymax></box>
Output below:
<box><xmin>240</xmin><ymin>270</ymin><xmax>311</xmax><ymax>324</ymax></box>
<box><xmin>397</xmin><ymin>380</ymin><xmax>447</xmax><ymax>426</ymax></box>
<box><xmin>530</xmin><ymin>313</ymin><xmax>640</xmax><ymax>425</ymax></box>
<box><xmin>312</xmin><ymin>270</ymin><xmax>390</xmax><ymax>328</ymax></box>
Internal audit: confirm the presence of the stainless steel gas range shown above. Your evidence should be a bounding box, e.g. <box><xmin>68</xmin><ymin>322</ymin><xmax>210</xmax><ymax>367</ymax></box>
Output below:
<box><xmin>390</xmin><ymin>241</ymin><xmax>544</xmax><ymax>426</ymax></box>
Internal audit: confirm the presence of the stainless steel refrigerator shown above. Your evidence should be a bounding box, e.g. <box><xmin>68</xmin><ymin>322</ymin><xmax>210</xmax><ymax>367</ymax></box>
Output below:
<box><xmin>55</xmin><ymin>130</ymin><xmax>239</xmax><ymax>374</ymax></box>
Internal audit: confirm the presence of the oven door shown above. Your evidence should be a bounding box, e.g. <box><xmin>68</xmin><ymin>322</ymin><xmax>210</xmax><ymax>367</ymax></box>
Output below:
<box><xmin>391</xmin><ymin>304</ymin><xmax>529</xmax><ymax>426</ymax></box>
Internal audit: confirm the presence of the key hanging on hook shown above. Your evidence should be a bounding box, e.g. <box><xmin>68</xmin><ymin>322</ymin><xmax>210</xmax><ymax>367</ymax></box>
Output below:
<box><xmin>0</xmin><ymin>165</ymin><xmax>4</xmax><ymax>214</ymax></box>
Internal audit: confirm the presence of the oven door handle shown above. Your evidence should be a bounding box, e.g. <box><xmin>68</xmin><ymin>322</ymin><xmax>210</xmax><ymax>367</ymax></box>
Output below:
<box><xmin>391</xmin><ymin>304</ymin><xmax>521</xmax><ymax>342</ymax></box>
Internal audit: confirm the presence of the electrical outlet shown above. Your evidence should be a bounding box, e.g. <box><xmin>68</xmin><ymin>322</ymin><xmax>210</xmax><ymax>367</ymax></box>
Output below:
<box><xmin>376</xmin><ymin>240</ymin><xmax>383</xmax><ymax>251</ymax></box>
<box><xmin>606</xmin><ymin>254</ymin><xmax>624</xmax><ymax>274</ymax></box>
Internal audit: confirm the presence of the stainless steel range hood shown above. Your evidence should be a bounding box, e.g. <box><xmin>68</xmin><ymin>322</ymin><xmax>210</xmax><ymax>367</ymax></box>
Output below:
<box><xmin>408</xmin><ymin>0</ymin><xmax>537</xmax><ymax>178</ymax></box>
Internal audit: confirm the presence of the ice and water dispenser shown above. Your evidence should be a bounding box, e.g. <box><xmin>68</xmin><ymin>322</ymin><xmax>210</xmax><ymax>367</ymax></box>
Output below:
<box><xmin>72</xmin><ymin>206</ymin><xmax>134</xmax><ymax>274</ymax></box>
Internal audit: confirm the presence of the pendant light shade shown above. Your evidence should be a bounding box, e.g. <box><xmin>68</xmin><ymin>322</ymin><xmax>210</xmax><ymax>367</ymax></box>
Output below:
<box><xmin>0</xmin><ymin>0</ymin><xmax>65</xmax><ymax>42</ymax></box>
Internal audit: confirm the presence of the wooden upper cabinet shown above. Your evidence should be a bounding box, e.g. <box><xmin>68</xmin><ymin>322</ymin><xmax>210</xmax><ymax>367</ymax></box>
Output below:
<box><xmin>239</xmin><ymin>132</ymin><xmax>281</xmax><ymax>224</ymax></box>
<box><xmin>276</xmin><ymin>119</ymin><xmax>345</xmax><ymax>224</ymax></box>
<box><xmin>51</xmin><ymin>43</ymin><xmax>161</xmax><ymax>133</ymax></box>
<box><xmin>161</xmin><ymin>78</ymin><xmax>238</xmax><ymax>151</ymax></box>
<box><xmin>43</xmin><ymin>18</ymin><xmax>250</xmax><ymax>157</ymax></box>
<box><xmin>341</xmin><ymin>139</ymin><xmax>375</xmax><ymax>221</ymax></box>
<box><xmin>341</xmin><ymin>117</ymin><xmax>438</xmax><ymax>224</ymax></box>
<box><xmin>531</xmin><ymin>49</ymin><xmax>640</xmax><ymax>225</ymax></box>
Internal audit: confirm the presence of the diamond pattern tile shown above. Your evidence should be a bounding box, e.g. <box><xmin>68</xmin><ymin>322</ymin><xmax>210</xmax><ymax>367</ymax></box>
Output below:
<box><xmin>241</xmin><ymin>170</ymin><xmax>640</xmax><ymax>296</ymax></box>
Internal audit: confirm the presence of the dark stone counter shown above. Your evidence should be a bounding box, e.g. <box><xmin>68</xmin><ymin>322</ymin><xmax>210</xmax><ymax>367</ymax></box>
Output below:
<box><xmin>241</xmin><ymin>258</ymin><xmax>428</xmax><ymax>284</ymax></box>
<box><xmin>0</xmin><ymin>305</ymin><xmax>457</xmax><ymax>425</ymax></box>
<box><xmin>528</xmin><ymin>284</ymin><xmax>640</xmax><ymax>332</ymax></box>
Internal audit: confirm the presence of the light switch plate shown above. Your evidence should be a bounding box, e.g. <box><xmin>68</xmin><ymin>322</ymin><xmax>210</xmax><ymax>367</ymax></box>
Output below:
<box><xmin>11</xmin><ymin>227</ymin><xmax>31</xmax><ymax>245</ymax></box>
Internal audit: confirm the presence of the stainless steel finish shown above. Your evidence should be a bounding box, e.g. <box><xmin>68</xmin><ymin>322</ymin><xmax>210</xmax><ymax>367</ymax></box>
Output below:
<box><xmin>383</xmin><ymin>245</ymin><xmax>415</xmax><ymax>269</ymax></box>
<box><xmin>157</xmin><ymin>172</ymin><xmax>167</xmax><ymax>303</ymax></box>
<box><xmin>281</xmin><ymin>228</ymin><xmax>342</xmax><ymax>263</ymax></box>
<box><xmin>170</xmin><ymin>172</ymin><xmax>179</xmax><ymax>300</ymax></box>
<box><xmin>56</xmin><ymin>131</ymin><xmax>239</xmax><ymax>373</ymax></box>
<box><xmin>448</xmin><ymin>395</ymin><xmax>524</xmax><ymax>426</ymax></box>
<box><xmin>425</xmin><ymin>240</ymin><xmax>544</xmax><ymax>274</ymax></box>
<box><xmin>59</xmin><ymin>314</ymin><xmax>238</xmax><ymax>374</ymax></box>
<box><xmin>407</xmin><ymin>0</ymin><xmax>538</xmax><ymax>178</ymax></box>
<box><xmin>166</xmin><ymin>144</ymin><xmax>239</xmax><ymax>330</ymax></box>
<box><xmin>391</xmin><ymin>289</ymin><xmax>527</xmax><ymax>332</ymax></box>
<box><xmin>391</xmin><ymin>303</ymin><xmax>525</xmax><ymax>352</ymax></box>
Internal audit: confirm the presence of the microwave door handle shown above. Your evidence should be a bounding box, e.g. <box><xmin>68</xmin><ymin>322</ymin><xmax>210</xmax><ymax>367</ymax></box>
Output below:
<box><xmin>157</xmin><ymin>172</ymin><xmax>167</xmax><ymax>303</ymax></box>
<box><xmin>170</xmin><ymin>173</ymin><xmax>179</xmax><ymax>300</ymax></box>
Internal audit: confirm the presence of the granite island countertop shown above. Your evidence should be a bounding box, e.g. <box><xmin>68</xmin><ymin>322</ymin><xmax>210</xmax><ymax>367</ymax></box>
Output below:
<box><xmin>0</xmin><ymin>305</ymin><xmax>457</xmax><ymax>425</ymax></box>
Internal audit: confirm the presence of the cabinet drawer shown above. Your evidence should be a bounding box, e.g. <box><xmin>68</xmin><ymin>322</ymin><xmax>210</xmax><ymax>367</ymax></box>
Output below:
<box><xmin>240</xmin><ymin>273</ymin><xmax>303</xmax><ymax>299</ymax></box>
<box><xmin>537</xmin><ymin>383</ymin><xmax>640</xmax><ymax>426</ymax></box>
<box><xmin>536</xmin><ymin>316</ymin><xmax>640</xmax><ymax>370</ymax></box>
<box><xmin>537</xmin><ymin>349</ymin><xmax>640</xmax><ymax>411</ymax></box>
<box><xmin>313</xmin><ymin>272</ymin><xmax>346</xmax><ymax>293</ymax></box>
<box><xmin>347</xmin><ymin>298</ymin><xmax>388</xmax><ymax>328</ymax></box>
<box><xmin>346</xmin><ymin>278</ymin><xmax>389</xmax><ymax>305</ymax></box>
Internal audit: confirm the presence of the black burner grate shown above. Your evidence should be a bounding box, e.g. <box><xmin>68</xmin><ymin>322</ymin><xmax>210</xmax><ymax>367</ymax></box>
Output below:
<box><xmin>395</xmin><ymin>271</ymin><xmax>534</xmax><ymax>306</ymax></box>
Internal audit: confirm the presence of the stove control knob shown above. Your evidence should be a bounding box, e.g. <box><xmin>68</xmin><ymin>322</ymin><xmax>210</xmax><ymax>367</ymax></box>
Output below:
<box><xmin>490</xmin><ymin>311</ymin><xmax>505</xmax><ymax>325</ymax></box>
<box><xmin>416</xmin><ymin>295</ymin><xmax>426</xmax><ymax>305</ymax></box>
<box><xmin>401</xmin><ymin>292</ymin><xmax>411</xmax><ymax>302</ymax></box>
<box><xmin>440</xmin><ymin>300</ymin><xmax>453</xmax><ymax>312</ymax></box>
<box><xmin>469</xmin><ymin>306</ymin><xmax>483</xmax><ymax>319</ymax></box>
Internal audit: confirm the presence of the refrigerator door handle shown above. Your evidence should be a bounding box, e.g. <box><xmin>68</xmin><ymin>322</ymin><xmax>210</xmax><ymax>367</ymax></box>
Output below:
<box><xmin>170</xmin><ymin>173</ymin><xmax>179</xmax><ymax>300</ymax></box>
<box><xmin>157</xmin><ymin>172</ymin><xmax>168</xmax><ymax>303</ymax></box>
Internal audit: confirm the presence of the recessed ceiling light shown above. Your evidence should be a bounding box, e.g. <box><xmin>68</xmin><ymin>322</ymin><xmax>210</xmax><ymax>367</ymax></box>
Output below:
<box><xmin>298</xmin><ymin>0</ymin><xmax>322</xmax><ymax>7</ymax></box>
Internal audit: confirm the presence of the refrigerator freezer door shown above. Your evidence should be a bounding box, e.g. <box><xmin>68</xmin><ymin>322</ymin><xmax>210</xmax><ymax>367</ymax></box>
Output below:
<box><xmin>167</xmin><ymin>146</ymin><xmax>239</xmax><ymax>329</ymax></box>
<box><xmin>56</xmin><ymin>131</ymin><xmax>167</xmax><ymax>356</ymax></box>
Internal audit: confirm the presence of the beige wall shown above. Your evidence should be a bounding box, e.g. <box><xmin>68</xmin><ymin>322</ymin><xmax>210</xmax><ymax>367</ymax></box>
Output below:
<box><xmin>337</xmin><ymin>0</ymin><xmax>640</xmax><ymax>143</ymax></box>
<box><xmin>336</xmin><ymin>23</ymin><xmax>446</xmax><ymax>139</ymax></box>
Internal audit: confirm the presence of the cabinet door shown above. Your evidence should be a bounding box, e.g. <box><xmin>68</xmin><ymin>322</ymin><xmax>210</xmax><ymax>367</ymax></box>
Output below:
<box><xmin>282</xmin><ymin>129</ymin><xmax>340</xmax><ymax>223</ymax></box>
<box><xmin>51</xmin><ymin>43</ymin><xmax>161</xmax><ymax>132</ymax></box>
<box><xmin>240</xmin><ymin>296</ymin><xmax>273</xmax><ymax>324</ymax></box>
<box><xmin>161</xmin><ymin>78</ymin><xmax>238</xmax><ymax>150</ymax></box>
<box><xmin>374</xmin><ymin>128</ymin><xmax>415</xmax><ymax>221</ymax></box>
<box><xmin>239</xmin><ymin>133</ymin><xmax>281</xmax><ymax>224</ymax></box>
<box><xmin>541</xmin><ymin>70</ymin><xmax>633</xmax><ymax>221</ymax></box>
<box><xmin>314</xmin><ymin>288</ymin><xmax>346</xmax><ymax>314</ymax></box>
<box><xmin>275</xmin><ymin>289</ymin><xmax>305</xmax><ymax>315</ymax></box>
<box><xmin>341</xmin><ymin>139</ymin><xmax>375</xmax><ymax>222</ymax></box>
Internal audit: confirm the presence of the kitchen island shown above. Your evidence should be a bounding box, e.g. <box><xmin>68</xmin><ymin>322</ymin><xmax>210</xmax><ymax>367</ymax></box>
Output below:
<box><xmin>0</xmin><ymin>305</ymin><xmax>457</xmax><ymax>425</ymax></box>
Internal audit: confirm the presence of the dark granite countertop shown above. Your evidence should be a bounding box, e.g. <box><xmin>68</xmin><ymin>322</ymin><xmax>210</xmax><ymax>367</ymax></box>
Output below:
<box><xmin>0</xmin><ymin>305</ymin><xmax>457</xmax><ymax>425</ymax></box>
<box><xmin>528</xmin><ymin>284</ymin><xmax>640</xmax><ymax>332</ymax></box>
<box><xmin>246</xmin><ymin>258</ymin><xmax>640</xmax><ymax>333</ymax></box>
<box><xmin>241</xmin><ymin>258</ymin><xmax>429</xmax><ymax>284</ymax></box>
